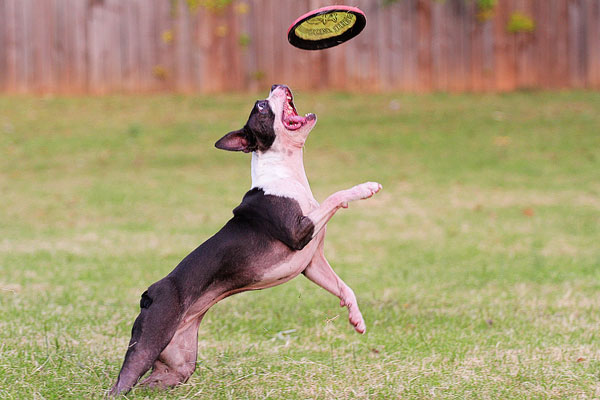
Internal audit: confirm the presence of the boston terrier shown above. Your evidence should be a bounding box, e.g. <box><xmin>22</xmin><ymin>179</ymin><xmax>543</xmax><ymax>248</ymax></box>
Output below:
<box><xmin>109</xmin><ymin>85</ymin><xmax>382</xmax><ymax>396</ymax></box>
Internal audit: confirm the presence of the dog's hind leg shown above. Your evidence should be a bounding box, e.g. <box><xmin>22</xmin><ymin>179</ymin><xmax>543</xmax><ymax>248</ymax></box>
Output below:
<box><xmin>138</xmin><ymin>314</ymin><xmax>204</xmax><ymax>389</ymax></box>
<box><xmin>303</xmin><ymin>239</ymin><xmax>366</xmax><ymax>334</ymax></box>
<box><xmin>137</xmin><ymin>285</ymin><xmax>232</xmax><ymax>389</ymax></box>
<box><xmin>109</xmin><ymin>278</ymin><xmax>184</xmax><ymax>397</ymax></box>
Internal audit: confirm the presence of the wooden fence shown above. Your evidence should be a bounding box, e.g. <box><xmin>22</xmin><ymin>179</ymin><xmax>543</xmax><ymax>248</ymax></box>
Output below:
<box><xmin>0</xmin><ymin>0</ymin><xmax>599</xmax><ymax>93</ymax></box>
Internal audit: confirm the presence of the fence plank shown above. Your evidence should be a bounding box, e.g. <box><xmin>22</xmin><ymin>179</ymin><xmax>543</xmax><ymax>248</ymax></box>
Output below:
<box><xmin>54</xmin><ymin>0</ymin><xmax>66</xmax><ymax>90</ymax></box>
<box><xmin>568</xmin><ymin>0</ymin><xmax>588</xmax><ymax>88</ymax></box>
<box><xmin>470</xmin><ymin>3</ymin><xmax>484</xmax><ymax>91</ymax></box>
<box><xmin>14</xmin><ymin>0</ymin><xmax>32</xmax><ymax>92</ymax></box>
<box><xmin>589</xmin><ymin>0</ymin><xmax>600</xmax><ymax>87</ymax></box>
<box><xmin>3</xmin><ymin>0</ymin><xmax>15</xmax><ymax>91</ymax></box>
<box><xmin>389</xmin><ymin>1</ymin><xmax>405</xmax><ymax>90</ymax></box>
<box><xmin>0</xmin><ymin>0</ymin><xmax>6</xmax><ymax>91</ymax></box>
<box><xmin>514</xmin><ymin>0</ymin><xmax>535</xmax><ymax>88</ymax></box>
<box><xmin>417</xmin><ymin>0</ymin><xmax>433</xmax><ymax>92</ymax></box>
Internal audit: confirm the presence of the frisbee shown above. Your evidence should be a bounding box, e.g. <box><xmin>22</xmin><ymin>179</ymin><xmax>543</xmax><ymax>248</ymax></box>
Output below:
<box><xmin>287</xmin><ymin>5</ymin><xmax>367</xmax><ymax>50</ymax></box>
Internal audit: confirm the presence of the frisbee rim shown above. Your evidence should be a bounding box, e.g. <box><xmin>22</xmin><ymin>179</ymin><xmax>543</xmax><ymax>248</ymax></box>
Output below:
<box><xmin>287</xmin><ymin>5</ymin><xmax>366</xmax><ymax>51</ymax></box>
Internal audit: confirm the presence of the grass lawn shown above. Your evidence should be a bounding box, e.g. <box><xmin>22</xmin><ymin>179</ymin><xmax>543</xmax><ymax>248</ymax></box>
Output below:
<box><xmin>1</xmin><ymin>90</ymin><xmax>599</xmax><ymax>399</ymax></box>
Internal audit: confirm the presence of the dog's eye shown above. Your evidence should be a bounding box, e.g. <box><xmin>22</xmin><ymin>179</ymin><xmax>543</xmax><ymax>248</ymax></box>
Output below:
<box><xmin>256</xmin><ymin>101</ymin><xmax>267</xmax><ymax>113</ymax></box>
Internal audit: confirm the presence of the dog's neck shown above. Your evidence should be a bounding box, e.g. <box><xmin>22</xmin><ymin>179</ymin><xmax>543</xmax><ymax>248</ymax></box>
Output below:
<box><xmin>251</xmin><ymin>147</ymin><xmax>312</xmax><ymax>200</ymax></box>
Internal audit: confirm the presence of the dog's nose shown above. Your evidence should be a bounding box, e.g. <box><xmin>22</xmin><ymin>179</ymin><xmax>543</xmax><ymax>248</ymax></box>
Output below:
<box><xmin>270</xmin><ymin>84</ymin><xmax>280</xmax><ymax>93</ymax></box>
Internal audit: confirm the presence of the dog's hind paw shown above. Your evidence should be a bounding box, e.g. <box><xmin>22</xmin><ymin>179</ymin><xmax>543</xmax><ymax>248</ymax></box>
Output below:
<box><xmin>349</xmin><ymin>311</ymin><xmax>366</xmax><ymax>334</ymax></box>
<box><xmin>346</xmin><ymin>303</ymin><xmax>366</xmax><ymax>334</ymax></box>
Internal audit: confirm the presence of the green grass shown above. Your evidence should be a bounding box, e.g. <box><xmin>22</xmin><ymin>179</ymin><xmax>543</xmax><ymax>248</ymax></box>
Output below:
<box><xmin>1</xmin><ymin>90</ymin><xmax>599</xmax><ymax>399</ymax></box>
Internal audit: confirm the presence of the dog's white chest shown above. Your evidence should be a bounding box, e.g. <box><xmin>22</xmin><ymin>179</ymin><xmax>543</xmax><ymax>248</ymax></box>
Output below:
<box><xmin>250</xmin><ymin>149</ymin><xmax>318</xmax><ymax>213</ymax></box>
<box><xmin>247</xmin><ymin>147</ymin><xmax>321</xmax><ymax>287</ymax></box>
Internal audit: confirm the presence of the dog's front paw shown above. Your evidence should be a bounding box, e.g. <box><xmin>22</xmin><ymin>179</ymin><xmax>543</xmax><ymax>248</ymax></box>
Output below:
<box><xmin>344</xmin><ymin>182</ymin><xmax>382</xmax><ymax>204</ymax></box>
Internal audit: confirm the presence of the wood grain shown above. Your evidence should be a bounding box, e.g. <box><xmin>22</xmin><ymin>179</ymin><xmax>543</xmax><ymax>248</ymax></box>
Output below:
<box><xmin>0</xmin><ymin>0</ymin><xmax>598</xmax><ymax>93</ymax></box>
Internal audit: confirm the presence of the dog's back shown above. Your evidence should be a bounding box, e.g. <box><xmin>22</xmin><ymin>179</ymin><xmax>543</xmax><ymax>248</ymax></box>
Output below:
<box><xmin>167</xmin><ymin>187</ymin><xmax>315</xmax><ymax>307</ymax></box>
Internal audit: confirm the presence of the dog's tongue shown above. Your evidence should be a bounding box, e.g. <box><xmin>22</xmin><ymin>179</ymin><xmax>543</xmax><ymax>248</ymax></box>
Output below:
<box><xmin>289</xmin><ymin>115</ymin><xmax>305</xmax><ymax>123</ymax></box>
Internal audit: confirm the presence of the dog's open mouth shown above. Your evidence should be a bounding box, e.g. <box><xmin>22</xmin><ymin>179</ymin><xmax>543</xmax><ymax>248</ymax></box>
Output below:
<box><xmin>282</xmin><ymin>87</ymin><xmax>315</xmax><ymax>131</ymax></box>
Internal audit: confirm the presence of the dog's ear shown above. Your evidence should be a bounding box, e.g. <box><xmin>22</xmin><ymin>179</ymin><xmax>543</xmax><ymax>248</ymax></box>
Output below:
<box><xmin>215</xmin><ymin>129</ymin><xmax>251</xmax><ymax>152</ymax></box>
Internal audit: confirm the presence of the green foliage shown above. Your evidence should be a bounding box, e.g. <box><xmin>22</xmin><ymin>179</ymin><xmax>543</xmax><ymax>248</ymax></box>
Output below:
<box><xmin>1</xmin><ymin>91</ymin><xmax>600</xmax><ymax>398</ymax></box>
<box><xmin>151</xmin><ymin>65</ymin><xmax>168</xmax><ymax>80</ymax></box>
<box><xmin>476</xmin><ymin>0</ymin><xmax>498</xmax><ymax>22</ymax></box>
<box><xmin>476</xmin><ymin>0</ymin><xmax>496</xmax><ymax>10</ymax></box>
<box><xmin>170</xmin><ymin>0</ymin><xmax>233</xmax><ymax>14</ymax></box>
<box><xmin>185</xmin><ymin>0</ymin><xmax>233</xmax><ymax>12</ymax></box>
<box><xmin>238</xmin><ymin>33</ymin><xmax>251</xmax><ymax>48</ymax></box>
<box><xmin>507</xmin><ymin>11</ymin><xmax>536</xmax><ymax>33</ymax></box>
<box><xmin>476</xmin><ymin>0</ymin><xmax>496</xmax><ymax>21</ymax></box>
<box><xmin>250</xmin><ymin>70</ymin><xmax>265</xmax><ymax>81</ymax></box>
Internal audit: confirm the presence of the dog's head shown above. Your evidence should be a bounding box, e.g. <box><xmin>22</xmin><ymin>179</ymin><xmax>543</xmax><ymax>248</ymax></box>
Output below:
<box><xmin>215</xmin><ymin>85</ymin><xmax>317</xmax><ymax>153</ymax></box>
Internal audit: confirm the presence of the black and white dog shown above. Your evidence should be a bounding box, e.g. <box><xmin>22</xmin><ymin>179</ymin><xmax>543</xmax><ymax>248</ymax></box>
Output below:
<box><xmin>109</xmin><ymin>85</ymin><xmax>381</xmax><ymax>395</ymax></box>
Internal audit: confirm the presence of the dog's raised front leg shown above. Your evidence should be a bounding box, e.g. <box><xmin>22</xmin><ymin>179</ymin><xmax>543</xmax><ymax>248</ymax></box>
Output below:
<box><xmin>307</xmin><ymin>181</ymin><xmax>382</xmax><ymax>239</ymax></box>
<box><xmin>303</xmin><ymin>240</ymin><xmax>366</xmax><ymax>334</ymax></box>
<box><xmin>277</xmin><ymin>182</ymin><xmax>382</xmax><ymax>251</ymax></box>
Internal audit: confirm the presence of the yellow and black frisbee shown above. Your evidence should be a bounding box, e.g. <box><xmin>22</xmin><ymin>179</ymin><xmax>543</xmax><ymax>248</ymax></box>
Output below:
<box><xmin>287</xmin><ymin>5</ymin><xmax>367</xmax><ymax>50</ymax></box>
